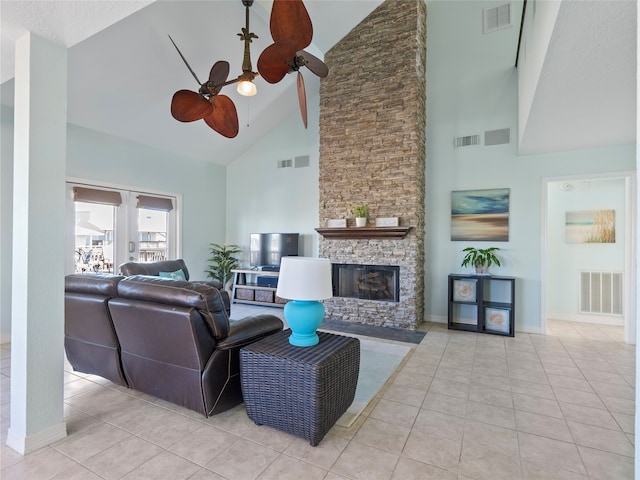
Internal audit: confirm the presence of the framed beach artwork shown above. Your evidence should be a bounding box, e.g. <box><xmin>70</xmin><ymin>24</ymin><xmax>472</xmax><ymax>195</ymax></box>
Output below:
<box><xmin>565</xmin><ymin>210</ymin><xmax>615</xmax><ymax>244</ymax></box>
<box><xmin>451</xmin><ymin>188</ymin><xmax>510</xmax><ymax>241</ymax></box>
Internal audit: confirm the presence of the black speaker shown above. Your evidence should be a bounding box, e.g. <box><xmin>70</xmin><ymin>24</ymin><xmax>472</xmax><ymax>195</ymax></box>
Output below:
<box><xmin>257</xmin><ymin>276</ymin><xmax>278</xmax><ymax>288</ymax></box>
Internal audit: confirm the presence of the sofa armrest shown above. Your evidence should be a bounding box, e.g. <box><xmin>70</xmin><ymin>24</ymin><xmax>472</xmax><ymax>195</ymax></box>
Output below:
<box><xmin>216</xmin><ymin>315</ymin><xmax>283</xmax><ymax>350</ymax></box>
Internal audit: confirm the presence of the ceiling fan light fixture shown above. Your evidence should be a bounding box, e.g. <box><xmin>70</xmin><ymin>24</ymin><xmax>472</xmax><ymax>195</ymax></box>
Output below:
<box><xmin>237</xmin><ymin>79</ymin><xmax>257</xmax><ymax>96</ymax></box>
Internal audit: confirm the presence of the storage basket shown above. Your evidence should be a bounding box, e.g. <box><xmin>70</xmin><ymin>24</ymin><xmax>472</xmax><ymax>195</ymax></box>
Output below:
<box><xmin>235</xmin><ymin>288</ymin><xmax>254</xmax><ymax>301</ymax></box>
<box><xmin>255</xmin><ymin>290</ymin><xmax>274</xmax><ymax>303</ymax></box>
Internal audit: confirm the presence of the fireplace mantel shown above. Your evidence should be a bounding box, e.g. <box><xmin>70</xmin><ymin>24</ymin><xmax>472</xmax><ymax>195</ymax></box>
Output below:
<box><xmin>315</xmin><ymin>227</ymin><xmax>411</xmax><ymax>239</ymax></box>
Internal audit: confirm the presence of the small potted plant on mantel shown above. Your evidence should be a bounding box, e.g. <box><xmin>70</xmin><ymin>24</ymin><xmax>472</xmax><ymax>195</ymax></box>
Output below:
<box><xmin>351</xmin><ymin>205</ymin><xmax>368</xmax><ymax>227</ymax></box>
<box><xmin>461</xmin><ymin>247</ymin><xmax>501</xmax><ymax>275</ymax></box>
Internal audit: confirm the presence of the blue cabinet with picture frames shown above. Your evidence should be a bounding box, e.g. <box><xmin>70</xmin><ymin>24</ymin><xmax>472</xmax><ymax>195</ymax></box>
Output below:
<box><xmin>448</xmin><ymin>274</ymin><xmax>515</xmax><ymax>337</ymax></box>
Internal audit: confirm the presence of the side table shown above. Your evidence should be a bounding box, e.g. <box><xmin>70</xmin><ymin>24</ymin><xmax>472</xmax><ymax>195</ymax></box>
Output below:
<box><xmin>240</xmin><ymin>330</ymin><xmax>360</xmax><ymax>446</ymax></box>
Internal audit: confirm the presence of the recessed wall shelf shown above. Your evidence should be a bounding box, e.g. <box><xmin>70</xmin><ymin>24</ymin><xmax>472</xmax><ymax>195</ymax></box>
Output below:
<box><xmin>315</xmin><ymin>227</ymin><xmax>411</xmax><ymax>239</ymax></box>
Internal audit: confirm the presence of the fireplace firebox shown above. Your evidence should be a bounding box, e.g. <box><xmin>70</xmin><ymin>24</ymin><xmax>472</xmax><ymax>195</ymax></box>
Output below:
<box><xmin>332</xmin><ymin>264</ymin><xmax>400</xmax><ymax>303</ymax></box>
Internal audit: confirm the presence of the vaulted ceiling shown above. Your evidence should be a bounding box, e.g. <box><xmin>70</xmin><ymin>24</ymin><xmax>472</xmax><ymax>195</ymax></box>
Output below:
<box><xmin>0</xmin><ymin>0</ymin><xmax>384</xmax><ymax>165</ymax></box>
<box><xmin>1</xmin><ymin>0</ymin><xmax>636</xmax><ymax>165</ymax></box>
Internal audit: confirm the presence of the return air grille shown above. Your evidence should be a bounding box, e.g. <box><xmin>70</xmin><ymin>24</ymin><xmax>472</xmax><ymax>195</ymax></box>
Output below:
<box><xmin>484</xmin><ymin>3</ymin><xmax>512</xmax><ymax>34</ymax></box>
<box><xmin>579</xmin><ymin>271</ymin><xmax>623</xmax><ymax>315</ymax></box>
<box><xmin>454</xmin><ymin>134</ymin><xmax>481</xmax><ymax>148</ymax></box>
<box><xmin>484</xmin><ymin>128</ymin><xmax>511</xmax><ymax>146</ymax></box>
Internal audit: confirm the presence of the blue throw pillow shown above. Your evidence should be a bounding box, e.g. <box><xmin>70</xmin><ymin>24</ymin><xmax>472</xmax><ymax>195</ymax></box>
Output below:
<box><xmin>159</xmin><ymin>269</ymin><xmax>186</xmax><ymax>280</ymax></box>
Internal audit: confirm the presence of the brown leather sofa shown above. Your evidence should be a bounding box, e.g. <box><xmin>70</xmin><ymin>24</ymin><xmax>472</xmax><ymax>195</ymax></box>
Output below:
<box><xmin>119</xmin><ymin>259</ymin><xmax>230</xmax><ymax>314</ymax></box>
<box><xmin>64</xmin><ymin>273</ymin><xmax>283</xmax><ymax>416</ymax></box>
<box><xmin>64</xmin><ymin>273</ymin><xmax>128</xmax><ymax>387</ymax></box>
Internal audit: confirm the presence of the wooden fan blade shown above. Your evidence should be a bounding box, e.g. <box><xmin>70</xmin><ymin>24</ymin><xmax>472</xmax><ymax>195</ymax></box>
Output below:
<box><xmin>168</xmin><ymin>35</ymin><xmax>202</xmax><ymax>86</ymax></box>
<box><xmin>204</xmin><ymin>95</ymin><xmax>239</xmax><ymax>138</ymax></box>
<box><xmin>257</xmin><ymin>41</ymin><xmax>296</xmax><ymax>84</ymax></box>
<box><xmin>209</xmin><ymin>60</ymin><xmax>230</xmax><ymax>86</ymax></box>
<box><xmin>298</xmin><ymin>50</ymin><xmax>328</xmax><ymax>78</ymax></box>
<box><xmin>270</xmin><ymin>0</ymin><xmax>312</xmax><ymax>50</ymax></box>
<box><xmin>171</xmin><ymin>90</ymin><xmax>212</xmax><ymax>122</ymax></box>
<box><xmin>297</xmin><ymin>71</ymin><xmax>307</xmax><ymax>129</ymax></box>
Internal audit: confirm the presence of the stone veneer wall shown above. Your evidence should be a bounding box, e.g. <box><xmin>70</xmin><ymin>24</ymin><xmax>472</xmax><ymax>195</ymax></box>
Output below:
<box><xmin>318</xmin><ymin>0</ymin><xmax>426</xmax><ymax>329</ymax></box>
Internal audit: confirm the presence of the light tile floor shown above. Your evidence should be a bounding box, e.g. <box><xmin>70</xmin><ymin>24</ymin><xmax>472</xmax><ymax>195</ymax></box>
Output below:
<box><xmin>0</xmin><ymin>316</ymin><xmax>635</xmax><ymax>479</ymax></box>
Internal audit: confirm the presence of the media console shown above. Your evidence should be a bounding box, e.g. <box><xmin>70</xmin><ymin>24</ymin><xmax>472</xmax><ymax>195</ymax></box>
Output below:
<box><xmin>231</xmin><ymin>269</ymin><xmax>287</xmax><ymax>308</ymax></box>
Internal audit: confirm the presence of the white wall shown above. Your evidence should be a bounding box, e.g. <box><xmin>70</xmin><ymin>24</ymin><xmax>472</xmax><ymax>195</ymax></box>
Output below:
<box><xmin>225</xmin><ymin>93</ymin><xmax>321</xmax><ymax>265</ymax></box>
<box><xmin>65</xmin><ymin>124</ymin><xmax>228</xmax><ymax>278</ymax></box>
<box><xmin>517</xmin><ymin>0</ymin><xmax>561</xmax><ymax>146</ymax></box>
<box><xmin>547</xmin><ymin>177</ymin><xmax>626</xmax><ymax>322</ymax></box>
<box><xmin>424</xmin><ymin>1</ymin><xmax>635</xmax><ymax>333</ymax></box>
<box><xmin>222</xmin><ymin>1</ymin><xmax>636</xmax><ymax>334</ymax></box>
<box><xmin>1</xmin><ymin>106</ymin><xmax>14</xmax><ymax>342</ymax></box>
<box><xmin>0</xmin><ymin>112</ymin><xmax>227</xmax><ymax>340</ymax></box>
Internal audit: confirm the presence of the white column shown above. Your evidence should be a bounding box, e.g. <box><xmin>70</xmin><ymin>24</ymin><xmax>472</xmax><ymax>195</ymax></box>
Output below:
<box><xmin>7</xmin><ymin>32</ymin><xmax>68</xmax><ymax>455</ymax></box>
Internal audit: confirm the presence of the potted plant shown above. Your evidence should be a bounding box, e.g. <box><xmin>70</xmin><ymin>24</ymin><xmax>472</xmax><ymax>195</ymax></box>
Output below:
<box><xmin>461</xmin><ymin>247</ymin><xmax>501</xmax><ymax>275</ymax></box>
<box><xmin>351</xmin><ymin>205</ymin><xmax>368</xmax><ymax>227</ymax></box>
<box><xmin>206</xmin><ymin>243</ymin><xmax>241</xmax><ymax>290</ymax></box>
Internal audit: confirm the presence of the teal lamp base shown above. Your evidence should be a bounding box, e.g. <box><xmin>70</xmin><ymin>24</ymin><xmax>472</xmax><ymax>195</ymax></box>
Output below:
<box><xmin>284</xmin><ymin>300</ymin><xmax>325</xmax><ymax>346</ymax></box>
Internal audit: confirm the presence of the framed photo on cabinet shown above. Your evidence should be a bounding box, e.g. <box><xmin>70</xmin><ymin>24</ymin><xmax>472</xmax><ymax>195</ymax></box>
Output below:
<box><xmin>453</xmin><ymin>279</ymin><xmax>477</xmax><ymax>302</ymax></box>
<box><xmin>484</xmin><ymin>307</ymin><xmax>511</xmax><ymax>335</ymax></box>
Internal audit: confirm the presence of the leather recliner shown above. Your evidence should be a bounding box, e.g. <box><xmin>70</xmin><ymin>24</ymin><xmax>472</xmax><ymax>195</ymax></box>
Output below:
<box><xmin>118</xmin><ymin>259</ymin><xmax>230</xmax><ymax>314</ymax></box>
<box><xmin>64</xmin><ymin>274</ymin><xmax>128</xmax><ymax>387</ymax></box>
<box><xmin>107</xmin><ymin>275</ymin><xmax>283</xmax><ymax>416</ymax></box>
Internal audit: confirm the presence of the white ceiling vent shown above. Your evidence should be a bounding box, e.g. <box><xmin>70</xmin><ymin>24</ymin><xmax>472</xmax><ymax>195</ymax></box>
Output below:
<box><xmin>454</xmin><ymin>134</ymin><xmax>481</xmax><ymax>148</ymax></box>
<box><xmin>484</xmin><ymin>3</ymin><xmax>512</xmax><ymax>34</ymax></box>
<box><xmin>277</xmin><ymin>159</ymin><xmax>292</xmax><ymax>169</ymax></box>
<box><xmin>484</xmin><ymin>128</ymin><xmax>511</xmax><ymax>146</ymax></box>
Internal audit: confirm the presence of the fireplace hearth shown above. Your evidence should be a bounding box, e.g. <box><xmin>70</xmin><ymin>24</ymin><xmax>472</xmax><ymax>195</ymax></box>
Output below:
<box><xmin>332</xmin><ymin>264</ymin><xmax>400</xmax><ymax>302</ymax></box>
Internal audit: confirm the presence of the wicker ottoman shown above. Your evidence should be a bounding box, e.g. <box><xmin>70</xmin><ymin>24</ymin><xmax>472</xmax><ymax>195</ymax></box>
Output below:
<box><xmin>240</xmin><ymin>330</ymin><xmax>360</xmax><ymax>446</ymax></box>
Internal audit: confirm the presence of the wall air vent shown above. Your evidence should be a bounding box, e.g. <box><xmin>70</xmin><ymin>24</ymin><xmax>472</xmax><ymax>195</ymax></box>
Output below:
<box><xmin>277</xmin><ymin>159</ymin><xmax>292</xmax><ymax>168</ymax></box>
<box><xmin>454</xmin><ymin>134</ymin><xmax>481</xmax><ymax>148</ymax></box>
<box><xmin>484</xmin><ymin>128</ymin><xmax>511</xmax><ymax>146</ymax></box>
<box><xmin>484</xmin><ymin>3</ymin><xmax>512</xmax><ymax>34</ymax></box>
<box><xmin>580</xmin><ymin>271</ymin><xmax>623</xmax><ymax>315</ymax></box>
<box><xmin>294</xmin><ymin>155</ymin><xmax>310</xmax><ymax>168</ymax></box>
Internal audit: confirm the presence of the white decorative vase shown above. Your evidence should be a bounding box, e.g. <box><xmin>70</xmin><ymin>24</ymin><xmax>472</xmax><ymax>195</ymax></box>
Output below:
<box><xmin>355</xmin><ymin>217</ymin><xmax>367</xmax><ymax>227</ymax></box>
<box><xmin>475</xmin><ymin>265</ymin><xmax>490</xmax><ymax>275</ymax></box>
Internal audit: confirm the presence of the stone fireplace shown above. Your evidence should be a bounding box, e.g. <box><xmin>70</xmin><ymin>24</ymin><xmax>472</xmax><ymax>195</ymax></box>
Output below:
<box><xmin>318</xmin><ymin>0</ymin><xmax>426</xmax><ymax>330</ymax></box>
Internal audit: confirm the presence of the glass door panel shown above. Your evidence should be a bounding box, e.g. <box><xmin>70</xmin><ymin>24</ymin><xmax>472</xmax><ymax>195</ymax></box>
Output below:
<box><xmin>73</xmin><ymin>201</ymin><xmax>116</xmax><ymax>273</ymax></box>
<box><xmin>137</xmin><ymin>207</ymin><xmax>168</xmax><ymax>262</ymax></box>
<box><xmin>67</xmin><ymin>183</ymin><xmax>178</xmax><ymax>274</ymax></box>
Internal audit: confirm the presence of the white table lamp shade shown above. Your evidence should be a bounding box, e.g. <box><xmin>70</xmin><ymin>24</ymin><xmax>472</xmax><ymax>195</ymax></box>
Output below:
<box><xmin>276</xmin><ymin>257</ymin><xmax>333</xmax><ymax>301</ymax></box>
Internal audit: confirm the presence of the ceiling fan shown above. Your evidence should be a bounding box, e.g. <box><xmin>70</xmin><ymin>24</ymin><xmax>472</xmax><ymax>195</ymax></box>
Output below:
<box><xmin>169</xmin><ymin>0</ymin><xmax>261</xmax><ymax>138</ymax></box>
<box><xmin>257</xmin><ymin>0</ymin><xmax>329</xmax><ymax>129</ymax></box>
<box><xmin>169</xmin><ymin>0</ymin><xmax>326</xmax><ymax>137</ymax></box>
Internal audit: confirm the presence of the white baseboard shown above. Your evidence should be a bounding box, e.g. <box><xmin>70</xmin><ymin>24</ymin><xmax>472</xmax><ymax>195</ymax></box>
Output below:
<box><xmin>549</xmin><ymin>312</ymin><xmax>624</xmax><ymax>327</ymax></box>
<box><xmin>423</xmin><ymin>315</ymin><xmax>447</xmax><ymax>324</ymax></box>
<box><xmin>515</xmin><ymin>325</ymin><xmax>545</xmax><ymax>335</ymax></box>
<box><xmin>6</xmin><ymin>422</ymin><xmax>67</xmax><ymax>455</ymax></box>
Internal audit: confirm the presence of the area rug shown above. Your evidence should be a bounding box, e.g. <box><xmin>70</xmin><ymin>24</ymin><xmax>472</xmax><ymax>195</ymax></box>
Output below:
<box><xmin>335</xmin><ymin>337</ymin><xmax>412</xmax><ymax>428</ymax></box>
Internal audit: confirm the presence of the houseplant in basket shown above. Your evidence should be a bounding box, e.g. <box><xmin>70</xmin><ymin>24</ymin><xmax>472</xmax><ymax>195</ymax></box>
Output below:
<box><xmin>351</xmin><ymin>205</ymin><xmax>368</xmax><ymax>227</ymax></box>
<box><xmin>206</xmin><ymin>243</ymin><xmax>241</xmax><ymax>290</ymax></box>
<box><xmin>461</xmin><ymin>247</ymin><xmax>501</xmax><ymax>275</ymax></box>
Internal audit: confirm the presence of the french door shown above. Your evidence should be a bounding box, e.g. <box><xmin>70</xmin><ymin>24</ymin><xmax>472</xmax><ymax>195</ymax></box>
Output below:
<box><xmin>66</xmin><ymin>182</ymin><xmax>179</xmax><ymax>274</ymax></box>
